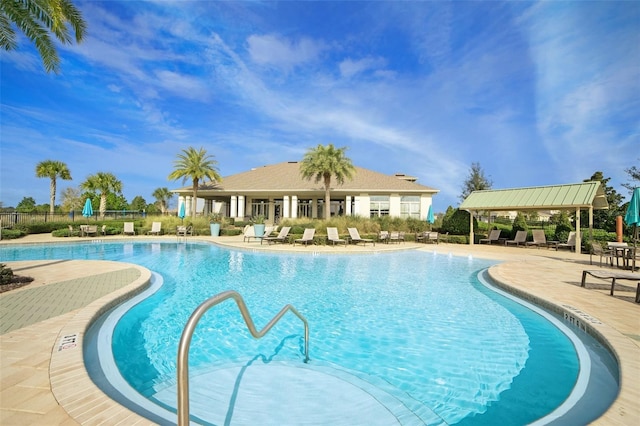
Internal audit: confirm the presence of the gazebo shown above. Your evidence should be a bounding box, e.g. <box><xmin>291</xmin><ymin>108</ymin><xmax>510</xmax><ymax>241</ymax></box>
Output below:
<box><xmin>459</xmin><ymin>181</ymin><xmax>609</xmax><ymax>254</ymax></box>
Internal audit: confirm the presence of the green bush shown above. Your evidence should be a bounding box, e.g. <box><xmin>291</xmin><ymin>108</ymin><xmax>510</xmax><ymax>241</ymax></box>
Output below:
<box><xmin>511</xmin><ymin>212</ymin><xmax>528</xmax><ymax>238</ymax></box>
<box><xmin>0</xmin><ymin>264</ymin><xmax>13</xmax><ymax>285</ymax></box>
<box><xmin>441</xmin><ymin>209</ymin><xmax>477</xmax><ymax>235</ymax></box>
<box><xmin>554</xmin><ymin>223</ymin><xmax>573</xmax><ymax>242</ymax></box>
<box><xmin>0</xmin><ymin>228</ymin><xmax>26</xmax><ymax>239</ymax></box>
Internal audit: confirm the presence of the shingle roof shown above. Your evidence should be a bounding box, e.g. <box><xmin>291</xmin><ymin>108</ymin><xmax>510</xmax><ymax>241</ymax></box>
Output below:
<box><xmin>459</xmin><ymin>181</ymin><xmax>608</xmax><ymax>211</ymax></box>
<box><xmin>175</xmin><ymin>161</ymin><xmax>438</xmax><ymax>195</ymax></box>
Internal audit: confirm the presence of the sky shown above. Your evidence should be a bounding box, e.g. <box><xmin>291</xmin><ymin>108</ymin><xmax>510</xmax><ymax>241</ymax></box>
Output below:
<box><xmin>1</xmin><ymin>0</ymin><xmax>638</xmax><ymax>212</ymax></box>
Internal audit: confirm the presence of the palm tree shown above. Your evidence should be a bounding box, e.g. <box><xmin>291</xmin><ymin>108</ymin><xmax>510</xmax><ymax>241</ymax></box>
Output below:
<box><xmin>1</xmin><ymin>0</ymin><xmax>87</xmax><ymax>73</ymax></box>
<box><xmin>152</xmin><ymin>187</ymin><xmax>173</xmax><ymax>215</ymax></box>
<box><xmin>168</xmin><ymin>147</ymin><xmax>221</xmax><ymax>220</ymax></box>
<box><xmin>35</xmin><ymin>159</ymin><xmax>72</xmax><ymax>215</ymax></box>
<box><xmin>80</xmin><ymin>172</ymin><xmax>122</xmax><ymax>218</ymax></box>
<box><xmin>300</xmin><ymin>144</ymin><xmax>356</xmax><ymax>220</ymax></box>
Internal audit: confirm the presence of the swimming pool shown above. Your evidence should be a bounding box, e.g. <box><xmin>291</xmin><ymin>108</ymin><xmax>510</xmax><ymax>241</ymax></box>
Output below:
<box><xmin>1</xmin><ymin>241</ymin><xmax>618</xmax><ymax>425</ymax></box>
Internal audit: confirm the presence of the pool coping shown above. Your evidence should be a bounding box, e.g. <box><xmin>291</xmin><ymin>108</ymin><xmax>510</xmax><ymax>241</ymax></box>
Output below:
<box><xmin>1</xmin><ymin>235</ymin><xmax>638</xmax><ymax>424</ymax></box>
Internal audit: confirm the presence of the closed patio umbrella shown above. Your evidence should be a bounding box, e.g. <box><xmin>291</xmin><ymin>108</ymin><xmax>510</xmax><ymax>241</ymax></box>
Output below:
<box><xmin>427</xmin><ymin>205</ymin><xmax>435</xmax><ymax>230</ymax></box>
<box><xmin>178</xmin><ymin>201</ymin><xmax>186</xmax><ymax>223</ymax></box>
<box><xmin>624</xmin><ymin>187</ymin><xmax>639</xmax><ymax>271</ymax></box>
<box><xmin>82</xmin><ymin>198</ymin><xmax>93</xmax><ymax>219</ymax></box>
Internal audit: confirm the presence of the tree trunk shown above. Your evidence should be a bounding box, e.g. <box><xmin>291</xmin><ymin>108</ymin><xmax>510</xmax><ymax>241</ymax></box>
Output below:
<box><xmin>191</xmin><ymin>179</ymin><xmax>199</xmax><ymax>220</ymax></box>
<box><xmin>324</xmin><ymin>174</ymin><xmax>331</xmax><ymax>220</ymax></box>
<box><xmin>49</xmin><ymin>178</ymin><xmax>56</xmax><ymax>215</ymax></box>
<box><xmin>100</xmin><ymin>195</ymin><xmax>107</xmax><ymax>219</ymax></box>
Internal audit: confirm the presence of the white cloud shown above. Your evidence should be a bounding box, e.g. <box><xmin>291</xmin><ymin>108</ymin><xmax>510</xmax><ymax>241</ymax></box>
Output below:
<box><xmin>339</xmin><ymin>56</ymin><xmax>387</xmax><ymax>79</ymax></box>
<box><xmin>246</xmin><ymin>34</ymin><xmax>326</xmax><ymax>71</ymax></box>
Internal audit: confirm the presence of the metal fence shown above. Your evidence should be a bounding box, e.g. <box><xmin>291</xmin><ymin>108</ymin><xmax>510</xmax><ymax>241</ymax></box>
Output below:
<box><xmin>0</xmin><ymin>210</ymin><xmax>150</xmax><ymax>226</ymax></box>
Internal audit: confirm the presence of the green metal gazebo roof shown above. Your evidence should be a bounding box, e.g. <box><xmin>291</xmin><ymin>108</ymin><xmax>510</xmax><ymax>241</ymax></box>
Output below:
<box><xmin>459</xmin><ymin>181</ymin><xmax>609</xmax><ymax>211</ymax></box>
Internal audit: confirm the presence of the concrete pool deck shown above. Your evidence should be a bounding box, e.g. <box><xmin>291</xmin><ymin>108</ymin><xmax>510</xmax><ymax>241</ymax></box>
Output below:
<box><xmin>0</xmin><ymin>234</ymin><xmax>638</xmax><ymax>425</ymax></box>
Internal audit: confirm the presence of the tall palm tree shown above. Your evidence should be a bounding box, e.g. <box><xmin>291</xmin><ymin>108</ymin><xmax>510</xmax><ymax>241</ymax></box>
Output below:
<box><xmin>168</xmin><ymin>147</ymin><xmax>221</xmax><ymax>220</ymax></box>
<box><xmin>35</xmin><ymin>159</ymin><xmax>72</xmax><ymax>215</ymax></box>
<box><xmin>1</xmin><ymin>0</ymin><xmax>87</xmax><ymax>73</ymax></box>
<box><xmin>152</xmin><ymin>187</ymin><xmax>173</xmax><ymax>215</ymax></box>
<box><xmin>300</xmin><ymin>144</ymin><xmax>356</xmax><ymax>220</ymax></box>
<box><xmin>80</xmin><ymin>172</ymin><xmax>122</xmax><ymax>218</ymax></box>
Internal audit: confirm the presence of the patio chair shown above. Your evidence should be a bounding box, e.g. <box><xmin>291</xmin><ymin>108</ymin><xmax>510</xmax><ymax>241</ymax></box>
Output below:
<box><xmin>176</xmin><ymin>225</ymin><xmax>192</xmax><ymax>239</ymax></box>
<box><xmin>347</xmin><ymin>228</ymin><xmax>375</xmax><ymax>246</ymax></box>
<box><xmin>294</xmin><ymin>228</ymin><xmax>315</xmax><ymax>246</ymax></box>
<box><xmin>243</xmin><ymin>225</ymin><xmax>256</xmax><ymax>242</ymax></box>
<box><xmin>526</xmin><ymin>230</ymin><xmax>550</xmax><ymax>249</ymax></box>
<box><xmin>327</xmin><ymin>227</ymin><xmax>347</xmax><ymax>246</ymax></box>
<box><xmin>590</xmin><ymin>242</ymin><xmax>614</xmax><ymax>268</ymax></box>
<box><xmin>262</xmin><ymin>226</ymin><xmax>291</xmax><ymax>245</ymax></box>
<box><xmin>479</xmin><ymin>229</ymin><xmax>501</xmax><ymax>244</ymax></box>
<box><xmin>388</xmin><ymin>231</ymin><xmax>402</xmax><ymax>244</ymax></box>
<box><xmin>506</xmin><ymin>230</ymin><xmax>528</xmax><ymax>246</ymax></box>
<box><xmin>255</xmin><ymin>225</ymin><xmax>276</xmax><ymax>243</ymax></box>
<box><xmin>123</xmin><ymin>222</ymin><xmax>136</xmax><ymax>236</ymax></box>
<box><xmin>147</xmin><ymin>221</ymin><xmax>162</xmax><ymax>236</ymax></box>
<box><xmin>556</xmin><ymin>231</ymin><xmax>577</xmax><ymax>251</ymax></box>
<box><xmin>378</xmin><ymin>230</ymin><xmax>390</xmax><ymax>244</ymax></box>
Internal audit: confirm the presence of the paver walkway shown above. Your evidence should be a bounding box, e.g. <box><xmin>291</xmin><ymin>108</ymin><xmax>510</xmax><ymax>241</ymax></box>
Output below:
<box><xmin>1</xmin><ymin>268</ymin><xmax>140</xmax><ymax>334</ymax></box>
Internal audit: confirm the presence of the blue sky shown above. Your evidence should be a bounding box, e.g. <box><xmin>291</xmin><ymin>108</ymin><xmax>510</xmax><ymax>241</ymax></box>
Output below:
<box><xmin>1</xmin><ymin>0</ymin><xmax>638</xmax><ymax>212</ymax></box>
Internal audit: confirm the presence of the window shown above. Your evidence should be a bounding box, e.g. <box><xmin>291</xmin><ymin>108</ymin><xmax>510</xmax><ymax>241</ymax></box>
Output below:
<box><xmin>251</xmin><ymin>199</ymin><xmax>269</xmax><ymax>219</ymax></box>
<box><xmin>400</xmin><ymin>196</ymin><xmax>420</xmax><ymax>219</ymax></box>
<box><xmin>370</xmin><ymin>196</ymin><xmax>389</xmax><ymax>217</ymax></box>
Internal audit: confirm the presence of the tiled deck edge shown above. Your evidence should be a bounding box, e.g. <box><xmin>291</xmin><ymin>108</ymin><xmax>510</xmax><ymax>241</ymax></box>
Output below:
<box><xmin>488</xmin><ymin>265</ymin><xmax>640</xmax><ymax>426</ymax></box>
<box><xmin>49</xmin><ymin>264</ymin><xmax>157</xmax><ymax>426</ymax></box>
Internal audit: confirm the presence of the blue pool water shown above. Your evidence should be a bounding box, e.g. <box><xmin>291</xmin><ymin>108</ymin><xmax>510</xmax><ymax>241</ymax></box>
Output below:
<box><xmin>0</xmin><ymin>241</ymin><xmax>619</xmax><ymax>425</ymax></box>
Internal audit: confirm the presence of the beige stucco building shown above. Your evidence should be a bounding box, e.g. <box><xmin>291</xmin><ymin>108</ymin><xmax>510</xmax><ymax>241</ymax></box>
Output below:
<box><xmin>172</xmin><ymin>161</ymin><xmax>439</xmax><ymax>222</ymax></box>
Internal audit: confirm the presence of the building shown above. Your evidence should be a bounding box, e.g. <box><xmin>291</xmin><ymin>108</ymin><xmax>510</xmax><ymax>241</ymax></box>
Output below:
<box><xmin>172</xmin><ymin>161</ymin><xmax>439</xmax><ymax>222</ymax></box>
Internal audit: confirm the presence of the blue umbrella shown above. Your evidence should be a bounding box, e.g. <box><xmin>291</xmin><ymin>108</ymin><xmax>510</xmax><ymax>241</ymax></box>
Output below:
<box><xmin>178</xmin><ymin>201</ymin><xmax>186</xmax><ymax>223</ymax></box>
<box><xmin>427</xmin><ymin>205</ymin><xmax>435</xmax><ymax>224</ymax></box>
<box><xmin>624</xmin><ymin>188</ymin><xmax>639</xmax><ymax>271</ymax></box>
<box><xmin>624</xmin><ymin>188</ymin><xmax>640</xmax><ymax>227</ymax></box>
<box><xmin>82</xmin><ymin>198</ymin><xmax>93</xmax><ymax>219</ymax></box>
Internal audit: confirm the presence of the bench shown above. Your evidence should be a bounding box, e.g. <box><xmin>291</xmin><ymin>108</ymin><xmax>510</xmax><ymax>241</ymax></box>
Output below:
<box><xmin>581</xmin><ymin>270</ymin><xmax>640</xmax><ymax>303</ymax></box>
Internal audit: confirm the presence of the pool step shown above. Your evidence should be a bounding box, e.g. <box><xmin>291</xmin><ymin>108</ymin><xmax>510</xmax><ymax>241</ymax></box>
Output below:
<box><xmin>151</xmin><ymin>362</ymin><xmax>445</xmax><ymax>425</ymax></box>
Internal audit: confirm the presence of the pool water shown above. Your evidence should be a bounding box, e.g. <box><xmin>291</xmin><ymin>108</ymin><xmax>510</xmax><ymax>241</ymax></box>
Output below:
<box><xmin>0</xmin><ymin>241</ymin><xmax>619</xmax><ymax>425</ymax></box>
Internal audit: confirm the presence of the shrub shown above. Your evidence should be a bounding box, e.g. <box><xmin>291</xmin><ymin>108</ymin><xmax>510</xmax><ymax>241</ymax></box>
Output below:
<box><xmin>441</xmin><ymin>209</ymin><xmax>477</xmax><ymax>235</ymax></box>
<box><xmin>0</xmin><ymin>228</ymin><xmax>26</xmax><ymax>239</ymax></box>
<box><xmin>0</xmin><ymin>264</ymin><xmax>13</xmax><ymax>285</ymax></box>
<box><xmin>511</xmin><ymin>212</ymin><xmax>528</xmax><ymax>238</ymax></box>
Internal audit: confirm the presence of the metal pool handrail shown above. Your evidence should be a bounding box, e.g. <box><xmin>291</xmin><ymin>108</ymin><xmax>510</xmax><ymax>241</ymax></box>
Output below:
<box><xmin>176</xmin><ymin>290</ymin><xmax>310</xmax><ymax>425</ymax></box>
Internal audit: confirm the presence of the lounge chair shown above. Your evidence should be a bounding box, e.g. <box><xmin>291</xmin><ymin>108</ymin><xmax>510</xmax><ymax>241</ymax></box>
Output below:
<box><xmin>506</xmin><ymin>230</ymin><xmax>527</xmax><ymax>246</ymax></box>
<box><xmin>378</xmin><ymin>230</ymin><xmax>390</xmax><ymax>244</ymax></box>
<box><xmin>479</xmin><ymin>229</ymin><xmax>501</xmax><ymax>244</ymax></box>
<box><xmin>327</xmin><ymin>227</ymin><xmax>347</xmax><ymax>246</ymax></box>
<box><xmin>347</xmin><ymin>228</ymin><xmax>375</xmax><ymax>246</ymax></box>
<box><xmin>243</xmin><ymin>225</ymin><xmax>256</xmax><ymax>242</ymax></box>
<box><xmin>590</xmin><ymin>242</ymin><xmax>614</xmax><ymax>268</ymax></box>
<box><xmin>581</xmin><ymin>269</ymin><xmax>640</xmax><ymax>302</ymax></box>
<box><xmin>294</xmin><ymin>228</ymin><xmax>315</xmax><ymax>246</ymax></box>
<box><xmin>147</xmin><ymin>221</ymin><xmax>162</xmax><ymax>236</ymax></box>
<box><xmin>525</xmin><ymin>230</ymin><xmax>553</xmax><ymax>249</ymax></box>
<box><xmin>556</xmin><ymin>231</ymin><xmax>577</xmax><ymax>251</ymax></box>
<box><xmin>123</xmin><ymin>222</ymin><xmax>136</xmax><ymax>235</ymax></box>
<box><xmin>262</xmin><ymin>226</ymin><xmax>291</xmax><ymax>245</ymax></box>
